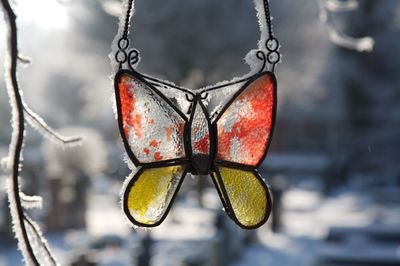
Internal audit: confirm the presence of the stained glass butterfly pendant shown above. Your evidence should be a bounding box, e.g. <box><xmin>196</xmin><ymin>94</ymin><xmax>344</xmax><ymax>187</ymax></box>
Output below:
<box><xmin>114</xmin><ymin>68</ymin><xmax>277</xmax><ymax>229</ymax></box>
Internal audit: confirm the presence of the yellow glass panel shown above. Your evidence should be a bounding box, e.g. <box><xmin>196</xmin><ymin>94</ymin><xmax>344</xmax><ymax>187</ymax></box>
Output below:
<box><xmin>126</xmin><ymin>165</ymin><xmax>185</xmax><ymax>225</ymax></box>
<box><xmin>218</xmin><ymin>167</ymin><xmax>269</xmax><ymax>227</ymax></box>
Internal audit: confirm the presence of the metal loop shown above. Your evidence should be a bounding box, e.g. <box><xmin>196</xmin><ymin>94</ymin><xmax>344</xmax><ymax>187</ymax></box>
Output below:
<box><xmin>256</xmin><ymin>50</ymin><xmax>267</xmax><ymax>72</ymax></box>
<box><xmin>266</xmin><ymin>37</ymin><xmax>279</xmax><ymax>52</ymax></box>
<box><xmin>200</xmin><ymin>92</ymin><xmax>209</xmax><ymax>100</ymax></box>
<box><xmin>128</xmin><ymin>49</ymin><xmax>140</xmax><ymax>70</ymax></box>
<box><xmin>267</xmin><ymin>51</ymin><xmax>280</xmax><ymax>64</ymax></box>
<box><xmin>118</xmin><ymin>37</ymin><xmax>129</xmax><ymax>50</ymax></box>
<box><xmin>115</xmin><ymin>50</ymin><xmax>127</xmax><ymax>64</ymax></box>
<box><xmin>185</xmin><ymin>93</ymin><xmax>194</xmax><ymax>102</ymax></box>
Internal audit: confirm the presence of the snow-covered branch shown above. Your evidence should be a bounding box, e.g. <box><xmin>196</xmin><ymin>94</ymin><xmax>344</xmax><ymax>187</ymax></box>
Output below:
<box><xmin>0</xmin><ymin>0</ymin><xmax>82</xmax><ymax>265</ymax></box>
<box><xmin>320</xmin><ymin>0</ymin><xmax>374</xmax><ymax>52</ymax></box>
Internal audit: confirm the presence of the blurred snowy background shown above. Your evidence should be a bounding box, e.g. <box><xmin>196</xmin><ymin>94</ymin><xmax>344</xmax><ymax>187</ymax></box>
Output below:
<box><xmin>1</xmin><ymin>0</ymin><xmax>400</xmax><ymax>265</ymax></box>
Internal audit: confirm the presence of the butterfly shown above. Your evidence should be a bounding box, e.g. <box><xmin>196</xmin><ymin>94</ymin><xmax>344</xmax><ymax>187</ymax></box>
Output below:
<box><xmin>114</xmin><ymin>69</ymin><xmax>277</xmax><ymax>229</ymax></box>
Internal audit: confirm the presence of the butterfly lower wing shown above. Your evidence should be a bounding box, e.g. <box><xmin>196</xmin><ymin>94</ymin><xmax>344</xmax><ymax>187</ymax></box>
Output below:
<box><xmin>115</xmin><ymin>70</ymin><xmax>188</xmax><ymax>165</ymax></box>
<box><xmin>123</xmin><ymin>164</ymin><xmax>187</xmax><ymax>227</ymax></box>
<box><xmin>215</xmin><ymin>72</ymin><xmax>276</xmax><ymax>167</ymax></box>
<box><xmin>211</xmin><ymin>166</ymin><xmax>272</xmax><ymax>229</ymax></box>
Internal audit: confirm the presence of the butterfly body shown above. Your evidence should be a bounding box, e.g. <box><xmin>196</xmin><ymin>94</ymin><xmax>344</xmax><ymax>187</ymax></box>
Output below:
<box><xmin>114</xmin><ymin>69</ymin><xmax>277</xmax><ymax>229</ymax></box>
<box><xmin>186</xmin><ymin>95</ymin><xmax>215</xmax><ymax>175</ymax></box>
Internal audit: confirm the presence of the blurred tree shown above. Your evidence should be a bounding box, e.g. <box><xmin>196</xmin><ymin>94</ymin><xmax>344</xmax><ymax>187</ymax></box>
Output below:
<box><xmin>340</xmin><ymin>0</ymin><xmax>400</xmax><ymax>181</ymax></box>
<box><xmin>42</xmin><ymin>127</ymin><xmax>107</xmax><ymax>230</ymax></box>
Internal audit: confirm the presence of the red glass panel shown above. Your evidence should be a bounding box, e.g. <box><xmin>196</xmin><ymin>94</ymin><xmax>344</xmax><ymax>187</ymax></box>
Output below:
<box><xmin>117</xmin><ymin>73</ymin><xmax>186</xmax><ymax>163</ymax></box>
<box><xmin>216</xmin><ymin>73</ymin><xmax>276</xmax><ymax>166</ymax></box>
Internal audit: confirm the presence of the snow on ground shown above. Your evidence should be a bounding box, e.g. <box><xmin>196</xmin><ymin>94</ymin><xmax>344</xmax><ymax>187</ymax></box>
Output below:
<box><xmin>1</xmin><ymin>181</ymin><xmax>400</xmax><ymax>265</ymax></box>
<box><xmin>232</xmin><ymin>186</ymin><xmax>400</xmax><ymax>266</ymax></box>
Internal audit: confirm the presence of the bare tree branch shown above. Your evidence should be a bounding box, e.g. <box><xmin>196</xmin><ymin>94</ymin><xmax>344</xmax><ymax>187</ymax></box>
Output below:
<box><xmin>1</xmin><ymin>0</ymin><xmax>82</xmax><ymax>264</ymax></box>
<box><xmin>1</xmin><ymin>0</ymin><xmax>42</xmax><ymax>264</ymax></box>
<box><xmin>23</xmin><ymin>104</ymin><xmax>84</xmax><ymax>146</ymax></box>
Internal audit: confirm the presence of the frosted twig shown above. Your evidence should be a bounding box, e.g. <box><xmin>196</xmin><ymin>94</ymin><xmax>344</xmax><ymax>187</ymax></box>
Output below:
<box><xmin>20</xmin><ymin>193</ymin><xmax>43</xmax><ymax>209</ymax></box>
<box><xmin>1</xmin><ymin>0</ymin><xmax>77</xmax><ymax>264</ymax></box>
<box><xmin>320</xmin><ymin>0</ymin><xmax>374</xmax><ymax>52</ymax></box>
<box><xmin>329</xmin><ymin>30</ymin><xmax>374</xmax><ymax>52</ymax></box>
<box><xmin>1</xmin><ymin>0</ymin><xmax>41</xmax><ymax>264</ymax></box>
<box><xmin>23</xmin><ymin>104</ymin><xmax>84</xmax><ymax>147</ymax></box>
<box><xmin>325</xmin><ymin>0</ymin><xmax>359</xmax><ymax>12</ymax></box>
<box><xmin>17</xmin><ymin>54</ymin><xmax>31</xmax><ymax>64</ymax></box>
<box><xmin>23</xmin><ymin>214</ymin><xmax>59</xmax><ymax>266</ymax></box>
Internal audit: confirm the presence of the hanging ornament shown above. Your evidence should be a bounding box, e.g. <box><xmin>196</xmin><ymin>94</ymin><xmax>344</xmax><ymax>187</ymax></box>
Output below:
<box><xmin>112</xmin><ymin>0</ymin><xmax>280</xmax><ymax>229</ymax></box>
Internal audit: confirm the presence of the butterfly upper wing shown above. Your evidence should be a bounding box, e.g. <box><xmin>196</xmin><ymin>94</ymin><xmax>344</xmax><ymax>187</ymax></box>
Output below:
<box><xmin>211</xmin><ymin>166</ymin><xmax>272</xmax><ymax>229</ymax></box>
<box><xmin>214</xmin><ymin>72</ymin><xmax>276</xmax><ymax>167</ymax></box>
<box><xmin>114</xmin><ymin>70</ymin><xmax>188</xmax><ymax>165</ymax></box>
<box><xmin>123</xmin><ymin>164</ymin><xmax>187</xmax><ymax>227</ymax></box>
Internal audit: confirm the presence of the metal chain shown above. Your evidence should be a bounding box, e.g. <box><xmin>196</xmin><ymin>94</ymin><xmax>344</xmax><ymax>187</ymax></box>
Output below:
<box><xmin>121</xmin><ymin>0</ymin><xmax>275</xmax><ymax>39</ymax></box>
<box><xmin>117</xmin><ymin>0</ymin><xmax>280</xmax><ymax>71</ymax></box>
<box><xmin>263</xmin><ymin>0</ymin><xmax>274</xmax><ymax>39</ymax></box>
<box><xmin>122</xmin><ymin>0</ymin><xmax>134</xmax><ymax>39</ymax></box>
